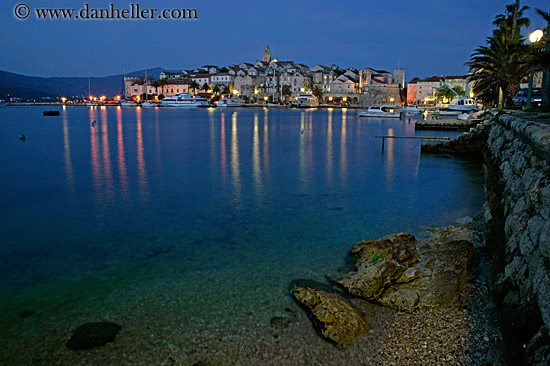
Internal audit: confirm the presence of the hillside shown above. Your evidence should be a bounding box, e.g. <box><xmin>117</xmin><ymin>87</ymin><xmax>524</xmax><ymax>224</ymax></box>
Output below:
<box><xmin>0</xmin><ymin>68</ymin><xmax>165</xmax><ymax>100</ymax></box>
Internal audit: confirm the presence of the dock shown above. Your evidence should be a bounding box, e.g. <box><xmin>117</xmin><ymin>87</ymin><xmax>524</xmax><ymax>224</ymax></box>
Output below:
<box><xmin>374</xmin><ymin>135</ymin><xmax>454</xmax><ymax>150</ymax></box>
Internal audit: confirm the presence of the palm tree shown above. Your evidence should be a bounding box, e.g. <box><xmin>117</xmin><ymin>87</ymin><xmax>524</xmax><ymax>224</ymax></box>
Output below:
<box><xmin>536</xmin><ymin>8</ymin><xmax>550</xmax><ymax>109</ymax></box>
<box><xmin>435</xmin><ymin>86</ymin><xmax>465</xmax><ymax>103</ymax></box>
<box><xmin>201</xmin><ymin>82</ymin><xmax>209</xmax><ymax>92</ymax></box>
<box><xmin>467</xmin><ymin>2</ymin><xmax>531</xmax><ymax>107</ymax></box>
<box><xmin>492</xmin><ymin>1</ymin><xmax>530</xmax><ymax>43</ymax></box>
<box><xmin>189</xmin><ymin>81</ymin><xmax>200</xmax><ymax>95</ymax></box>
<box><xmin>158</xmin><ymin>79</ymin><xmax>168</xmax><ymax>97</ymax></box>
<box><xmin>152</xmin><ymin>80</ymin><xmax>161</xmax><ymax>96</ymax></box>
<box><xmin>282</xmin><ymin>85</ymin><xmax>291</xmax><ymax>99</ymax></box>
<box><xmin>312</xmin><ymin>86</ymin><xmax>323</xmax><ymax>101</ymax></box>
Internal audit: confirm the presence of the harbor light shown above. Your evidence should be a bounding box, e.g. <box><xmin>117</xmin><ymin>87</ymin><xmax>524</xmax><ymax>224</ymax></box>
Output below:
<box><xmin>233</xmin><ymin>89</ymin><xmax>239</xmax><ymax>95</ymax></box>
<box><xmin>61</xmin><ymin>97</ymin><xmax>67</xmax><ymax>103</ymax></box>
<box><xmin>343</xmin><ymin>97</ymin><xmax>347</xmax><ymax>102</ymax></box>
<box><xmin>254</xmin><ymin>89</ymin><xmax>258</xmax><ymax>95</ymax></box>
<box><xmin>264</xmin><ymin>96</ymin><xmax>268</xmax><ymax>101</ymax></box>
<box><xmin>529</xmin><ymin>29</ymin><xmax>544</xmax><ymax>43</ymax></box>
<box><xmin>100</xmin><ymin>96</ymin><xmax>106</xmax><ymax>101</ymax></box>
<box><xmin>329</xmin><ymin>97</ymin><xmax>333</xmax><ymax>101</ymax></box>
<box><xmin>116</xmin><ymin>95</ymin><xmax>121</xmax><ymax>101</ymax></box>
<box><xmin>389</xmin><ymin>97</ymin><xmax>395</xmax><ymax>102</ymax></box>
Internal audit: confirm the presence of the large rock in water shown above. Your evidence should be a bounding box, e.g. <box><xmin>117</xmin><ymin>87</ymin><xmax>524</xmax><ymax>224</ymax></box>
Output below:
<box><xmin>67</xmin><ymin>322</ymin><xmax>122</xmax><ymax>350</ymax></box>
<box><xmin>338</xmin><ymin>227</ymin><xmax>474</xmax><ymax>311</ymax></box>
<box><xmin>292</xmin><ymin>287</ymin><xmax>369</xmax><ymax>347</ymax></box>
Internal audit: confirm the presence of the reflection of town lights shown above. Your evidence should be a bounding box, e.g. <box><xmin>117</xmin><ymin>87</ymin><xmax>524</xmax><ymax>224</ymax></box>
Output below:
<box><xmin>530</xmin><ymin>29</ymin><xmax>544</xmax><ymax>43</ymax></box>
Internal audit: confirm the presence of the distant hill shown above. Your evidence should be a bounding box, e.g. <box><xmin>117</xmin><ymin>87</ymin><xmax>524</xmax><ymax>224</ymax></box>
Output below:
<box><xmin>0</xmin><ymin>68</ymin><xmax>166</xmax><ymax>100</ymax></box>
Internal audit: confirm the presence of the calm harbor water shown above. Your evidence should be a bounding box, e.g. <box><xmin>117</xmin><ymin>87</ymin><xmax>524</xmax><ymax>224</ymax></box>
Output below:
<box><xmin>0</xmin><ymin>106</ymin><xmax>484</xmax><ymax>364</ymax></box>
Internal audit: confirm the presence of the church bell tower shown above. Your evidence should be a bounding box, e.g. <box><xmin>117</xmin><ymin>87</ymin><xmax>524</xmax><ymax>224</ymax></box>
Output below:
<box><xmin>262</xmin><ymin>42</ymin><xmax>271</xmax><ymax>63</ymax></box>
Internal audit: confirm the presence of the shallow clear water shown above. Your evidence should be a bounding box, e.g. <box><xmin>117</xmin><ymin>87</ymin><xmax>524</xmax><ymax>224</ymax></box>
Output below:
<box><xmin>0</xmin><ymin>106</ymin><xmax>484</xmax><ymax>362</ymax></box>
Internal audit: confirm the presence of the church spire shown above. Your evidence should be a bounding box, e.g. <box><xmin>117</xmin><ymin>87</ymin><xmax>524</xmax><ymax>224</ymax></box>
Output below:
<box><xmin>262</xmin><ymin>42</ymin><xmax>271</xmax><ymax>63</ymax></box>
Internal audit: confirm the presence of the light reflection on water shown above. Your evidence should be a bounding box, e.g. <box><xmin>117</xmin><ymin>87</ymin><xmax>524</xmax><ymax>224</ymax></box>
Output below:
<box><xmin>0</xmin><ymin>106</ymin><xmax>484</xmax><ymax>292</ymax></box>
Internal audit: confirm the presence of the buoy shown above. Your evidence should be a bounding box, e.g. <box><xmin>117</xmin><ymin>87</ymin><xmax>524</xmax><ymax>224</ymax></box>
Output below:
<box><xmin>91</xmin><ymin>120</ymin><xmax>96</xmax><ymax>127</ymax></box>
<box><xmin>300</xmin><ymin>128</ymin><xmax>304</xmax><ymax>135</ymax></box>
<box><xmin>19</xmin><ymin>134</ymin><xmax>26</xmax><ymax>140</ymax></box>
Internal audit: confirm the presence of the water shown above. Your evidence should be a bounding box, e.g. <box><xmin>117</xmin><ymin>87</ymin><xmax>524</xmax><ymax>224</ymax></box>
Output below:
<box><xmin>0</xmin><ymin>106</ymin><xmax>484</xmax><ymax>364</ymax></box>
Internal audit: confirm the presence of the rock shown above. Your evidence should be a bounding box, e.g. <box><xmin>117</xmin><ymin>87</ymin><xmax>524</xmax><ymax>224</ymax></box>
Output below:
<box><xmin>66</xmin><ymin>322</ymin><xmax>122</xmax><ymax>350</ymax></box>
<box><xmin>292</xmin><ymin>287</ymin><xmax>368</xmax><ymax>347</ymax></box>
<box><xmin>338</xmin><ymin>228</ymin><xmax>474</xmax><ymax>311</ymax></box>
<box><xmin>269</xmin><ymin>316</ymin><xmax>293</xmax><ymax>329</ymax></box>
<box><xmin>338</xmin><ymin>232</ymin><xmax>419</xmax><ymax>300</ymax></box>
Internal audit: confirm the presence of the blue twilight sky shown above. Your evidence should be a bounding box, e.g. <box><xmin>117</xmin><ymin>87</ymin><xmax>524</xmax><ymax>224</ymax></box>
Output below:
<box><xmin>0</xmin><ymin>0</ymin><xmax>548</xmax><ymax>80</ymax></box>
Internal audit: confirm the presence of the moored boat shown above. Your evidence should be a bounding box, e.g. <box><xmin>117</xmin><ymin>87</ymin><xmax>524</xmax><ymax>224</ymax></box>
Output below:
<box><xmin>161</xmin><ymin>93</ymin><xmax>200</xmax><ymax>107</ymax></box>
<box><xmin>358</xmin><ymin>105</ymin><xmax>401</xmax><ymax>118</ymax></box>
<box><xmin>217</xmin><ymin>96</ymin><xmax>244</xmax><ymax>107</ymax></box>
<box><xmin>400</xmin><ymin>105</ymin><xmax>425</xmax><ymax>114</ymax></box>
<box><xmin>295</xmin><ymin>93</ymin><xmax>319</xmax><ymax>108</ymax></box>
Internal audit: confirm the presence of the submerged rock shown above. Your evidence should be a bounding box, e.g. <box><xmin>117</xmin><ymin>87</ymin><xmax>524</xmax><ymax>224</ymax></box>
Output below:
<box><xmin>292</xmin><ymin>287</ymin><xmax>368</xmax><ymax>347</ymax></box>
<box><xmin>66</xmin><ymin>321</ymin><xmax>122</xmax><ymax>350</ymax></box>
<box><xmin>338</xmin><ymin>227</ymin><xmax>474</xmax><ymax>311</ymax></box>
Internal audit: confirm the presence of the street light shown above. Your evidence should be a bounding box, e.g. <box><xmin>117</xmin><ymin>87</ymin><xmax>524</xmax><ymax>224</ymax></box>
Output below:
<box><xmin>527</xmin><ymin>29</ymin><xmax>543</xmax><ymax>109</ymax></box>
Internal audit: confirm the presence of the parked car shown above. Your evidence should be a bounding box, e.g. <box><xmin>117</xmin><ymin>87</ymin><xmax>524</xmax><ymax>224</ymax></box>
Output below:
<box><xmin>512</xmin><ymin>88</ymin><xmax>542</xmax><ymax>109</ymax></box>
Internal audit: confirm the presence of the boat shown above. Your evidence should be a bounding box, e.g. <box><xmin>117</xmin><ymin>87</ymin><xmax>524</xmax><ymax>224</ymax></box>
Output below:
<box><xmin>43</xmin><ymin>110</ymin><xmax>60</xmax><ymax>116</ymax></box>
<box><xmin>445</xmin><ymin>97</ymin><xmax>482</xmax><ymax>112</ymax></box>
<box><xmin>120</xmin><ymin>99</ymin><xmax>137</xmax><ymax>107</ymax></box>
<box><xmin>295</xmin><ymin>93</ymin><xmax>319</xmax><ymax>108</ymax></box>
<box><xmin>195</xmin><ymin>97</ymin><xmax>211</xmax><ymax>107</ymax></box>
<box><xmin>85</xmin><ymin>102</ymin><xmax>98</xmax><ymax>106</ymax></box>
<box><xmin>141</xmin><ymin>101</ymin><xmax>161</xmax><ymax>108</ymax></box>
<box><xmin>161</xmin><ymin>93</ymin><xmax>201</xmax><ymax>107</ymax></box>
<box><xmin>358</xmin><ymin>105</ymin><xmax>401</xmax><ymax>118</ymax></box>
<box><xmin>400</xmin><ymin>105</ymin><xmax>425</xmax><ymax>114</ymax></box>
<box><xmin>217</xmin><ymin>96</ymin><xmax>244</xmax><ymax>107</ymax></box>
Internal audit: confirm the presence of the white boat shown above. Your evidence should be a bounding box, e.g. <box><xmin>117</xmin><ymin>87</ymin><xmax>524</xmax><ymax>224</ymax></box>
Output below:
<box><xmin>141</xmin><ymin>101</ymin><xmax>161</xmax><ymax>108</ymax></box>
<box><xmin>195</xmin><ymin>97</ymin><xmax>211</xmax><ymax>107</ymax></box>
<box><xmin>295</xmin><ymin>93</ymin><xmax>319</xmax><ymax>108</ymax></box>
<box><xmin>358</xmin><ymin>105</ymin><xmax>401</xmax><ymax>118</ymax></box>
<box><xmin>217</xmin><ymin>96</ymin><xmax>244</xmax><ymax>107</ymax></box>
<box><xmin>85</xmin><ymin>102</ymin><xmax>98</xmax><ymax>106</ymax></box>
<box><xmin>400</xmin><ymin>105</ymin><xmax>425</xmax><ymax>114</ymax></box>
<box><xmin>446</xmin><ymin>97</ymin><xmax>482</xmax><ymax>112</ymax></box>
<box><xmin>161</xmin><ymin>93</ymin><xmax>200</xmax><ymax>107</ymax></box>
<box><xmin>120</xmin><ymin>100</ymin><xmax>137</xmax><ymax>107</ymax></box>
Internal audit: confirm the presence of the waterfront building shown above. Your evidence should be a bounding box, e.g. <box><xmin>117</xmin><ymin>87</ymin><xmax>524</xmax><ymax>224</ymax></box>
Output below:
<box><xmin>415</xmin><ymin>76</ymin><xmax>441</xmax><ymax>103</ymax></box>
<box><xmin>329</xmin><ymin>75</ymin><xmax>358</xmax><ymax>94</ymax></box>
<box><xmin>190</xmin><ymin>74</ymin><xmax>211</xmax><ymax>88</ymax></box>
<box><xmin>407</xmin><ymin>82</ymin><xmax>417</xmax><ymax>104</ymax></box>
<box><xmin>210</xmin><ymin>73</ymin><xmax>235</xmax><ymax>89</ymax></box>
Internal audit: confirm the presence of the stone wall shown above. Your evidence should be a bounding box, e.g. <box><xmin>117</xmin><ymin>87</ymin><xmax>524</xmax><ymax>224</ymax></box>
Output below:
<box><xmin>483</xmin><ymin>111</ymin><xmax>550</xmax><ymax>364</ymax></box>
<box><xmin>419</xmin><ymin>110</ymin><xmax>550</xmax><ymax>363</ymax></box>
<box><xmin>359</xmin><ymin>84</ymin><xmax>401</xmax><ymax>106</ymax></box>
